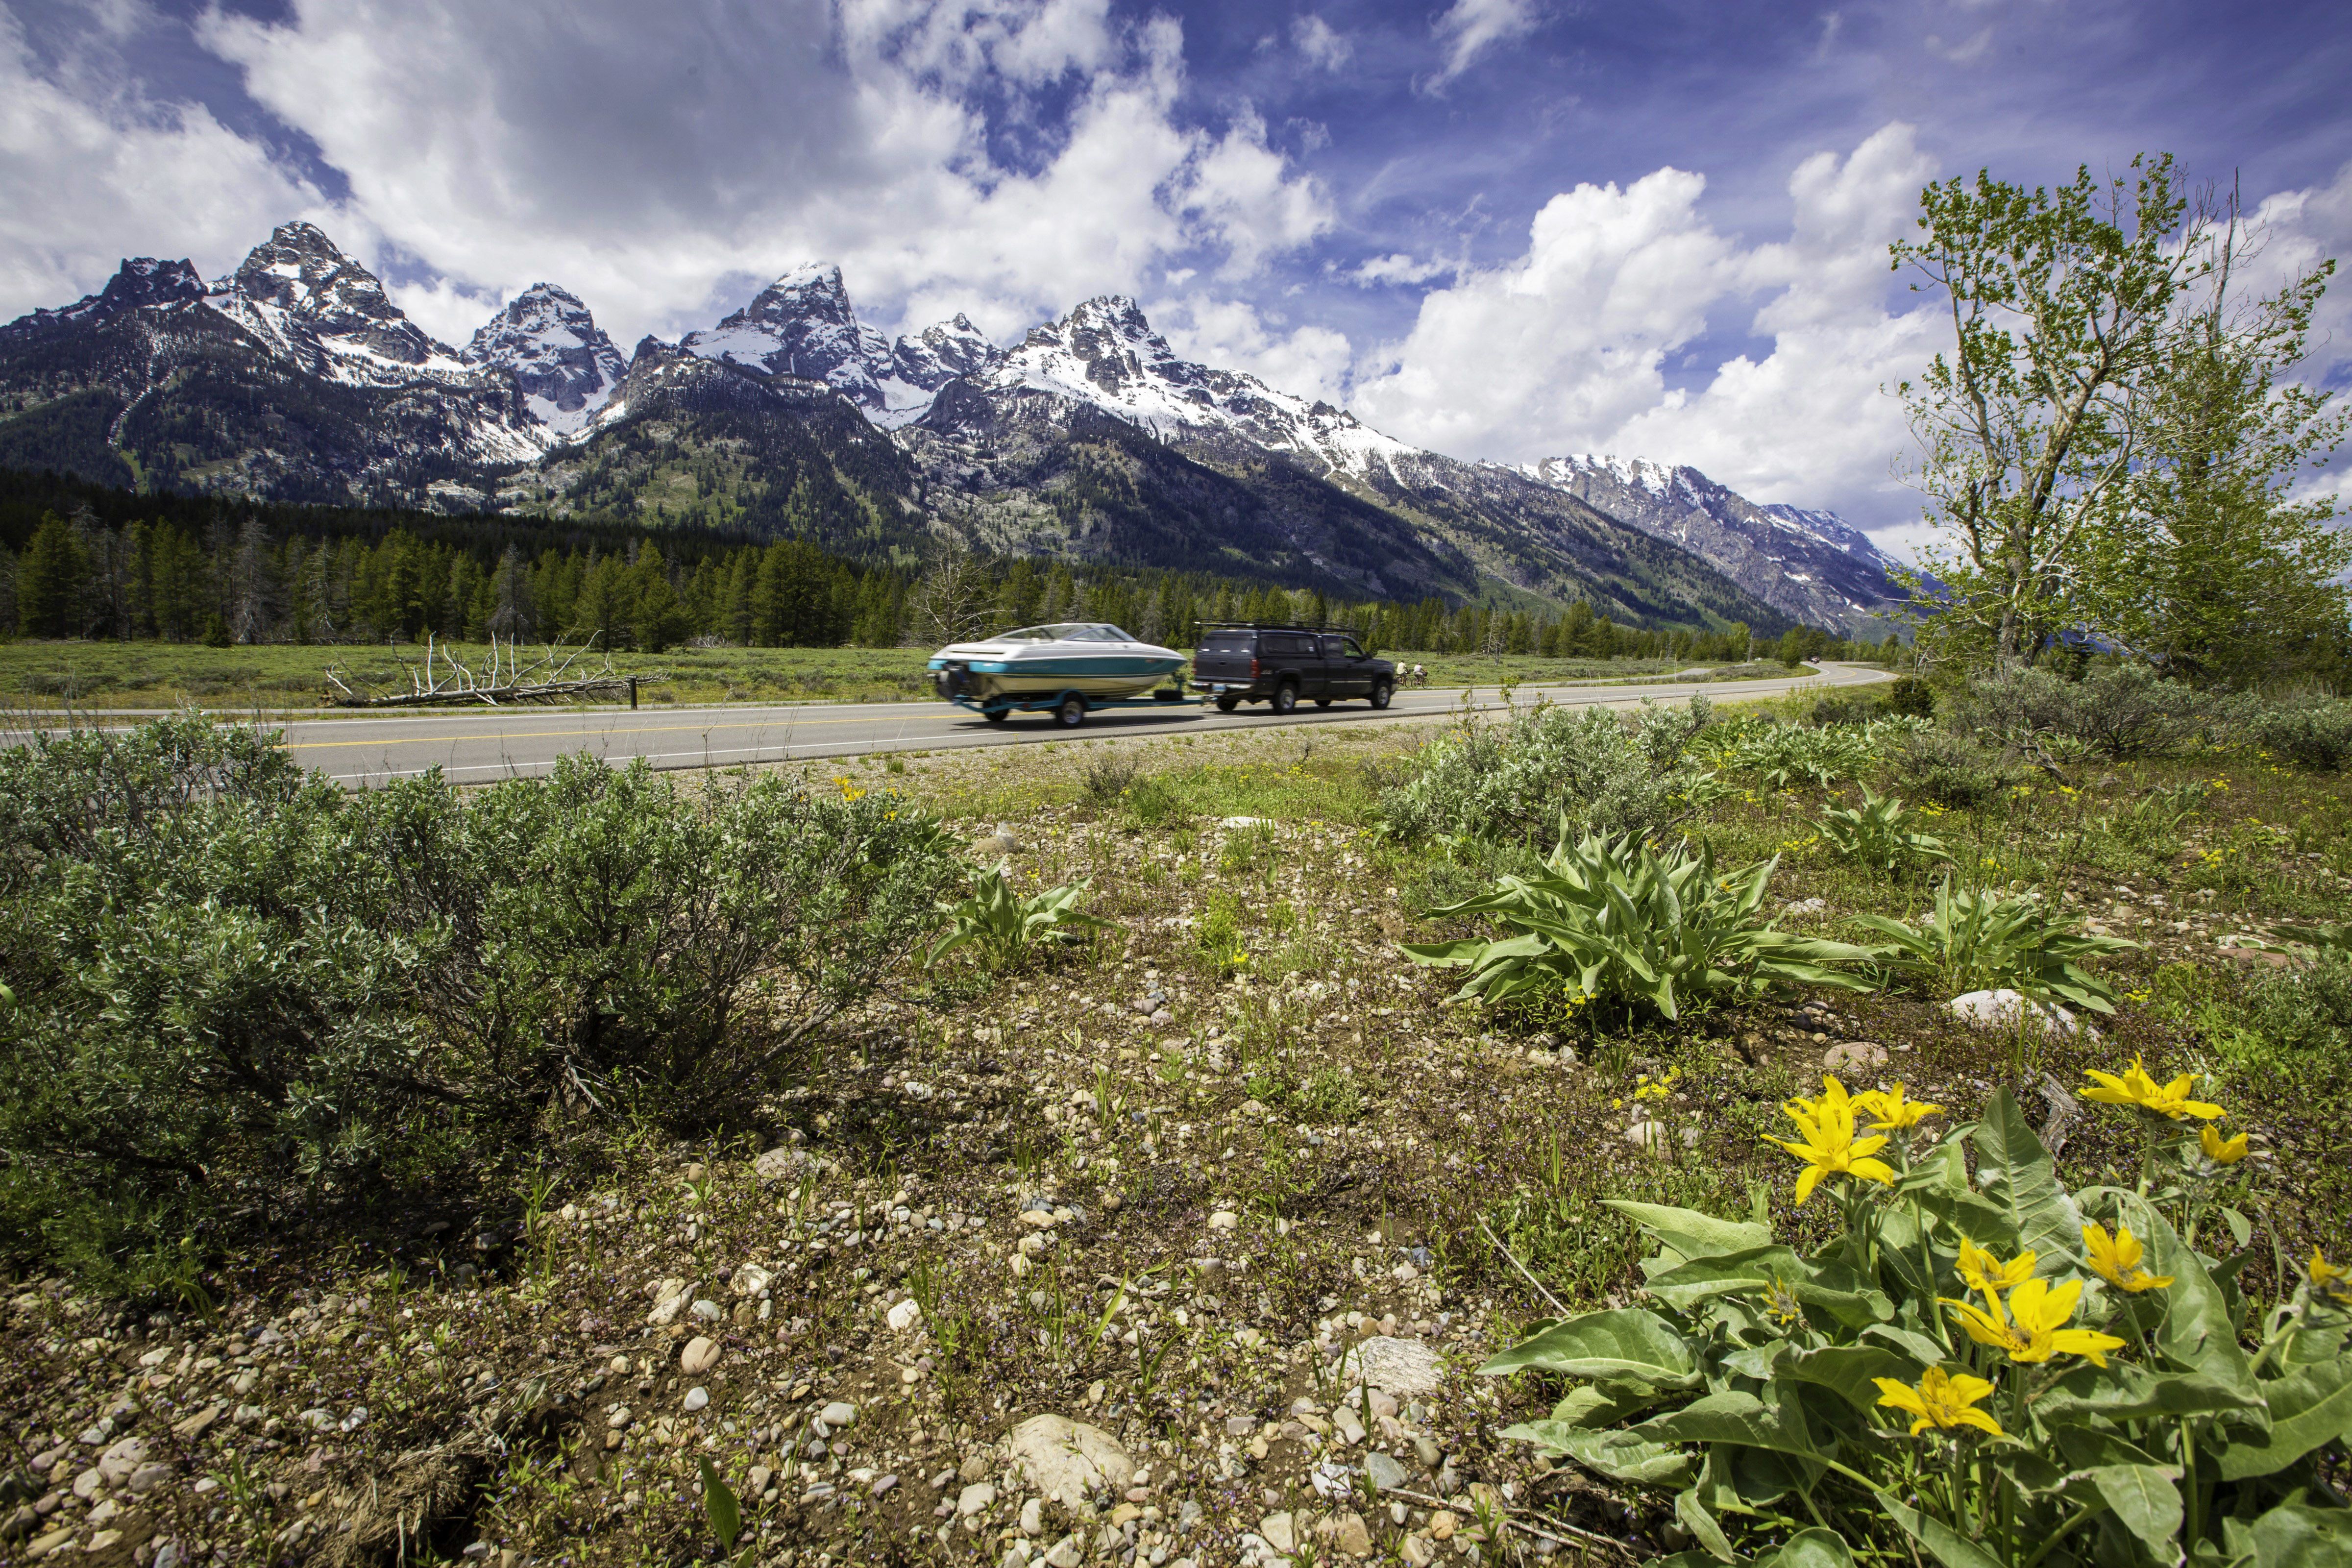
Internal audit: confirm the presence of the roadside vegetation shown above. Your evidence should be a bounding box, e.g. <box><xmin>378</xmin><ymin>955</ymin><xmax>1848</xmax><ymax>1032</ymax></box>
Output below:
<box><xmin>3</xmin><ymin>667</ymin><xmax>2349</xmax><ymax>1568</ymax></box>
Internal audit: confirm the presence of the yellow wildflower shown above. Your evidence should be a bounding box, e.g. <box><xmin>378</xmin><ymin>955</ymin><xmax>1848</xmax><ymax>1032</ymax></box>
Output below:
<box><xmin>2311</xmin><ymin>1249</ymin><xmax>2352</xmax><ymax>1305</ymax></box>
<box><xmin>1874</xmin><ymin>1367</ymin><xmax>2004</xmax><ymax>1438</ymax></box>
<box><xmin>1858</xmin><ymin>1083</ymin><xmax>1942</xmax><ymax>1132</ymax></box>
<box><xmin>2081</xmin><ymin>1056</ymin><xmax>2224</xmax><ymax>1121</ymax></box>
<box><xmin>1956</xmin><ymin>1237</ymin><xmax>2036</xmax><ymax>1300</ymax></box>
<box><xmin>2082</xmin><ymin>1223</ymin><xmax>2172</xmax><ymax>1294</ymax></box>
<box><xmin>1943</xmin><ymin>1277</ymin><xmax>2126</xmax><ymax>1367</ymax></box>
<box><xmin>1764</xmin><ymin>1093</ymin><xmax>1894</xmax><ymax>1205</ymax></box>
<box><xmin>2199</xmin><ymin>1124</ymin><xmax>2249</xmax><ymax>1165</ymax></box>
<box><xmin>1783</xmin><ymin>1075</ymin><xmax>1859</xmax><ymax>1129</ymax></box>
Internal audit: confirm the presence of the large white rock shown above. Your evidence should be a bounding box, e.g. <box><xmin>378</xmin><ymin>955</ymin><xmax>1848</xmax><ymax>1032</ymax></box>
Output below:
<box><xmin>1947</xmin><ymin>989</ymin><xmax>2097</xmax><ymax>1041</ymax></box>
<box><xmin>1339</xmin><ymin>1337</ymin><xmax>1445</xmax><ymax>1398</ymax></box>
<box><xmin>1007</xmin><ymin>1414</ymin><xmax>1134</xmax><ymax>1512</ymax></box>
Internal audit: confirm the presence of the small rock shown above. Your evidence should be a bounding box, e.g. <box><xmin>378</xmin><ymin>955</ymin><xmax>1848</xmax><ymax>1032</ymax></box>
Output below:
<box><xmin>1323</xmin><ymin>1510</ymin><xmax>1373</xmax><ymax>1557</ymax></box>
<box><xmin>1207</xmin><ymin>1211</ymin><xmax>1239</xmax><ymax>1232</ymax></box>
<box><xmin>960</xmin><ymin>1454</ymin><xmax>993</xmax><ymax>1484</ymax></box>
<box><xmin>887</xmin><ymin>1299</ymin><xmax>924</xmax><ymax>1333</ymax></box>
<box><xmin>1042</xmin><ymin>1535</ymin><xmax>1083</xmax><ymax>1568</ymax></box>
<box><xmin>1429</xmin><ymin>1510</ymin><xmax>1459</xmax><ymax>1542</ymax></box>
<box><xmin>1785</xmin><ymin>897</ymin><xmax>1830</xmax><ymax>916</ymax></box>
<box><xmin>1948</xmin><ymin>989</ymin><xmax>2096</xmax><ymax>1040</ymax></box>
<box><xmin>689</xmin><ymin>1299</ymin><xmax>723</xmax><ymax>1322</ymax></box>
<box><xmin>1008</xmin><ymin>1414</ymin><xmax>1134</xmax><ymax>1512</ymax></box>
<box><xmin>682</xmin><ymin>1387</ymin><xmax>709</xmax><ymax>1412</ymax></box>
<box><xmin>747</xmin><ymin>1465</ymin><xmax>773</xmax><ymax>1496</ymax></box>
<box><xmin>1623</xmin><ymin>1120</ymin><xmax>1669</xmax><ymax>1152</ymax></box>
<box><xmin>1413</xmin><ymin>1436</ymin><xmax>1444</xmax><ymax>1470</ymax></box>
<box><xmin>679</xmin><ymin>1337</ymin><xmax>721</xmax><ymax>1375</ymax></box>
<box><xmin>95</xmin><ymin>1438</ymin><xmax>148</xmax><ymax>1484</ymax></box>
<box><xmin>1020</xmin><ymin>1496</ymin><xmax>1045</xmax><ymax>1535</ymax></box>
<box><xmin>1149</xmin><ymin>1010</ymin><xmax>1175</xmax><ymax>1027</ymax></box>
<box><xmin>731</xmin><ymin>1263</ymin><xmax>772</xmax><ymax>1298</ymax></box>
<box><xmin>959</xmin><ymin>1482</ymin><xmax>998</xmax><ymax>1518</ymax></box>
<box><xmin>1365</xmin><ymin>1452</ymin><xmax>1408</xmax><ymax>1493</ymax></box>
<box><xmin>607</xmin><ymin>1406</ymin><xmax>633</xmax><ymax>1430</ymax></box>
<box><xmin>821</xmin><ymin>1401</ymin><xmax>858</xmax><ymax>1429</ymax></box>
<box><xmin>1259</xmin><ymin>1513</ymin><xmax>1297</xmax><ymax>1553</ymax></box>
<box><xmin>1225</xmin><ymin>1416</ymin><xmax>1258</xmax><ymax>1436</ymax></box>
<box><xmin>1823</xmin><ymin>1041</ymin><xmax>1889</xmax><ymax>1072</ymax></box>
<box><xmin>126</xmin><ymin>1462</ymin><xmax>173</xmax><ymax>1495</ymax></box>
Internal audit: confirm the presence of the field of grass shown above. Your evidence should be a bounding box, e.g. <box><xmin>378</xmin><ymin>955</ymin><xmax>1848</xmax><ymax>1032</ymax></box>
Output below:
<box><xmin>0</xmin><ymin>639</ymin><xmax>1818</xmax><ymax>713</ymax></box>
<box><xmin>5</xmin><ymin>691</ymin><xmax>2347</xmax><ymax>1568</ymax></box>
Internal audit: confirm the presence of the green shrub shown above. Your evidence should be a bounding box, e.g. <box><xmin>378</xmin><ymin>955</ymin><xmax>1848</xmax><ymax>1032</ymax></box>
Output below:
<box><xmin>1883</xmin><ymin>674</ymin><xmax>1936</xmax><ymax>717</ymax></box>
<box><xmin>1377</xmin><ymin>698</ymin><xmax>1707</xmax><ymax>847</ymax></box>
<box><xmin>1953</xmin><ymin>662</ymin><xmax>2239</xmax><ymax>760</ymax></box>
<box><xmin>2248</xmin><ymin>697</ymin><xmax>2352</xmax><ymax>772</ymax></box>
<box><xmin>1403</xmin><ymin>829</ymin><xmax>1880</xmax><ymax>1021</ymax></box>
<box><xmin>0</xmin><ymin>719</ymin><xmax>956</xmax><ymax>1277</ymax></box>
<box><xmin>1482</xmin><ymin>1076</ymin><xmax>2351</xmax><ymax>1568</ymax></box>
<box><xmin>1888</xmin><ymin>726</ymin><xmax>2014</xmax><ymax>809</ymax></box>
<box><xmin>1848</xmin><ymin>881</ymin><xmax>2137</xmax><ymax>1012</ymax></box>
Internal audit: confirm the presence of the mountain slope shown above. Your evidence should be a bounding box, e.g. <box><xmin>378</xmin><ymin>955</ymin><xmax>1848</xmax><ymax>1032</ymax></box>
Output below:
<box><xmin>465</xmin><ymin>283</ymin><xmax>628</xmax><ymax>435</ymax></box>
<box><xmin>1516</xmin><ymin>455</ymin><xmax>1911</xmax><ymax>634</ymax></box>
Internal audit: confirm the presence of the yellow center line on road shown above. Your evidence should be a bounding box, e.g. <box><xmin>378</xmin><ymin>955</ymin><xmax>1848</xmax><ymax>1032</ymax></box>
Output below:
<box><xmin>274</xmin><ymin>709</ymin><xmax>977</xmax><ymax>752</ymax></box>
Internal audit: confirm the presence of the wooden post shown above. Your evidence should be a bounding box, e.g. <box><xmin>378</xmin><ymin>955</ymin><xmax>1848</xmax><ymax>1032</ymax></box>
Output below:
<box><xmin>628</xmin><ymin>677</ymin><xmax>638</xmax><ymax>710</ymax></box>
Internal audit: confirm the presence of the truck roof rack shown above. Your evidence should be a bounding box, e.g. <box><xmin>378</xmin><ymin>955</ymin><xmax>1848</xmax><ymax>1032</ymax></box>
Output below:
<box><xmin>1200</xmin><ymin>622</ymin><xmax>1365</xmax><ymax>635</ymax></box>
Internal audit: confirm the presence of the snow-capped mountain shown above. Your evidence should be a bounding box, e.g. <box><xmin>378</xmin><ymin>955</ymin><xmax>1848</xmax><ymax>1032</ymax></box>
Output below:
<box><xmin>202</xmin><ymin>221</ymin><xmax>475</xmax><ymax>389</ymax></box>
<box><xmin>0</xmin><ymin>225</ymin><xmax>1911</xmax><ymax>631</ymax></box>
<box><xmin>1517</xmin><ymin>454</ymin><xmax>1911</xmax><ymax>634</ymax></box>
<box><xmin>974</xmin><ymin>294</ymin><xmax>1417</xmax><ymax>480</ymax></box>
<box><xmin>465</xmin><ymin>283</ymin><xmax>627</xmax><ymax>435</ymax></box>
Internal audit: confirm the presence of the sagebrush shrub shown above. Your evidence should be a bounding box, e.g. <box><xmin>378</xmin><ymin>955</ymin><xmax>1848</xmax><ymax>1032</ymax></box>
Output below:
<box><xmin>0</xmin><ymin>719</ymin><xmax>956</xmax><ymax>1276</ymax></box>
<box><xmin>2248</xmin><ymin>697</ymin><xmax>2352</xmax><ymax>772</ymax></box>
<box><xmin>1378</xmin><ymin>699</ymin><xmax>1704</xmax><ymax>846</ymax></box>
<box><xmin>1954</xmin><ymin>662</ymin><xmax>2237</xmax><ymax>759</ymax></box>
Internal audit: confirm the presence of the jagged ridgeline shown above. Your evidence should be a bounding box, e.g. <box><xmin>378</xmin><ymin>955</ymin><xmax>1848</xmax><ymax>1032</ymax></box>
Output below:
<box><xmin>0</xmin><ymin>221</ymin><xmax>1919</xmax><ymax>632</ymax></box>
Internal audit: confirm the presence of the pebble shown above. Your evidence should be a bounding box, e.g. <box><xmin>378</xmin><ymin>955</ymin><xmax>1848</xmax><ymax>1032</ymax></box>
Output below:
<box><xmin>1207</xmin><ymin>1211</ymin><xmax>1239</xmax><ymax>1231</ymax></box>
<box><xmin>682</xmin><ymin>1387</ymin><xmax>709</xmax><ymax>1412</ymax></box>
<box><xmin>821</xmin><ymin>1401</ymin><xmax>858</xmax><ymax>1428</ymax></box>
<box><xmin>680</xmin><ymin>1337</ymin><xmax>721</xmax><ymax>1375</ymax></box>
<box><xmin>1364</xmin><ymin>1452</ymin><xmax>1408</xmax><ymax>1492</ymax></box>
<box><xmin>886</xmin><ymin>1299</ymin><xmax>924</xmax><ymax>1332</ymax></box>
<box><xmin>1948</xmin><ymin>989</ymin><xmax>2096</xmax><ymax>1040</ymax></box>
<box><xmin>607</xmin><ymin>1406</ymin><xmax>633</xmax><ymax>1430</ymax></box>
<box><xmin>1823</xmin><ymin>1041</ymin><xmax>1889</xmax><ymax>1072</ymax></box>
<box><xmin>1340</xmin><ymin>1337</ymin><xmax>1445</xmax><ymax>1398</ymax></box>
<box><xmin>958</xmin><ymin>1482</ymin><xmax>998</xmax><ymax>1517</ymax></box>
<box><xmin>1258</xmin><ymin>1514</ymin><xmax>1297</xmax><ymax>1552</ymax></box>
<box><xmin>1021</xmin><ymin>1497</ymin><xmax>1045</xmax><ymax>1536</ymax></box>
<box><xmin>1008</xmin><ymin>1414</ymin><xmax>1134</xmax><ymax>1512</ymax></box>
<box><xmin>1429</xmin><ymin>1510</ymin><xmax>1459</xmax><ymax>1541</ymax></box>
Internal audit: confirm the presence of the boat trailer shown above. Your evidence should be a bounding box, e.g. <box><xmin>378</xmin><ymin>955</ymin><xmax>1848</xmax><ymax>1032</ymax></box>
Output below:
<box><xmin>951</xmin><ymin>688</ymin><xmax>1201</xmax><ymax>727</ymax></box>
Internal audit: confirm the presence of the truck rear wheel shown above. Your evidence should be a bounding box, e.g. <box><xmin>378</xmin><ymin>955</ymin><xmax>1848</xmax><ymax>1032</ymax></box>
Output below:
<box><xmin>1270</xmin><ymin>682</ymin><xmax>1298</xmax><ymax>715</ymax></box>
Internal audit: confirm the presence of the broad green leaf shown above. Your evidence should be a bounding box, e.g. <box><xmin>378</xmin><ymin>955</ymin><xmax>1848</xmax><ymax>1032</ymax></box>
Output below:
<box><xmin>1894</xmin><ymin>1135</ymin><xmax>1973</xmax><ymax>1198</ymax></box>
<box><xmin>1638</xmin><ymin>1390</ymin><xmax>1832</xmax><ymax>1462</ymax></box>
<box><xmin>1694</xmin><ymin>1438</ymin><xmax>1805</xmax><ymax>1509</ymax></box>
<box><xmin>1972</xmin><ymin>1090</ymin><xmax>2084</xmax><ymax>1268</ymax></box>
<box><xmin>698</xmin><ymin>1455</ymin><xmax>741</xmax><ymax>1551</ymax></box>
<box><xmin>1778</xmin><ymin>1345</ymin><xmax>1921</xmax><ymax>1413</ymax></box>
<box><xmin>2084</xmin><ymin>1464</ymin><xmax>2182</xmax><ymax>1550</ymax></box>
<box><xmin>2230</xmin><ymin>1502</ymin><xmax>2352</xmax><ymax>1568</ymax></box>
<box><xmin>2128</xmin><ymin>1200</ymin><xmax>2254</xmax><ymax>1392</ymax></box>
<box><xmin>1764</xmin><ymin>1529</ymin><xmax>1859</xmax><ymax>1568</ymax></box>
<box><xmin>1878</xmin><ymin>1490</ymin><xmax>2008</xmax><ymax>1568</ymax></box>
<box><xmin>1478</xmin><ymin>1308</ymin><xmax>1702</xmax><ymax>1387</ymax></box>
<box><xmin>1644</xmin><ymin>1246</ymin><xmax>1802</xmax><ymax>1310</ymax></box>
<box><xmin>2037</xmin><ymin>1363</ymin><xmax>2266</xmax><ymax>1427</ymax></box>
<box><xmin>2212</xmin><ymin>1363</ymin><xmax>2352</xmax><ymax>1481</ymax></box>
<box><xmin>1549</xmin><ymin>1380</ymin><xmax>1661</xmax><ymax>1428</ymax></box>
<box><xmin>1863</xmin><ymin>1323</ymin><xmax>1952</xmax><ymax>1366</ymax></box>
<box><xmin>1677</xmin><ymin>1487</ymin><xmax>1737</xmax><ymax>1565</ymax></box>
<box><xmin>1607</xmin><ymin>1200</ymin><xmax>1773</xmax><ymax>1262</ymax></box>
<box><xmin>1913</xmin><ymin>1187</ymin><xmax>2026</xmax><ymax>1257</ymax></box>
<box><xmin>1501</xmin><ymin>1423</ymin><xmax>1694</xmax><ymax>1487</ymax></box>
<box><xmin>2222</xmin><ymin>1206</ymin><xmax>2253</xmax><ymax>1249</ymax></box>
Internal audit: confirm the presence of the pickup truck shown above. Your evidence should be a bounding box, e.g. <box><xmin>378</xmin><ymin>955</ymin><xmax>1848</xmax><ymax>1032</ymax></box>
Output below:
<box><xmin>1189</xmin><ymin>624</ymin><xmax>1397</xmax><ymax>714</ymax></box>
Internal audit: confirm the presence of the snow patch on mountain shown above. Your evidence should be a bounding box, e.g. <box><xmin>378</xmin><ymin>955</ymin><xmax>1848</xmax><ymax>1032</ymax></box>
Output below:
<box><xmin>205</xmin><ymin>222</ymin><xmax>475</xmax><ymax>389</ymax></box>
<box><xmin>0</xmin><ymin>257</ymin><xmax>206</xmax><ymax>341</ymax></box>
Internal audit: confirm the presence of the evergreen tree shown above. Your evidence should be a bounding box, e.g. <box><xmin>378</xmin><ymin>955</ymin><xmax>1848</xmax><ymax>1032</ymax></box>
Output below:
<box><xmin>16</xmin><ymin>514</ymin><xmax>87</xmax><ymax>637</ymax></box>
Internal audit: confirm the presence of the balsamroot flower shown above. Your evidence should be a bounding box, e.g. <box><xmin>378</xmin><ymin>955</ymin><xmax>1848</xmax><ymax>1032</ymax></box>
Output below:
<box><xmin>2082</xmin><ymin>1222</ymin><xmax>2172</xmax><ymax>1293</ymax></box>
<box><xmin>1874</xmin><ymin>1367</ymin><xmax>2003</xmax><ymax>1437</ymax></box>
<box><xmin>1765</xmin><ymin>1086</ymin><xmax>1894</xmax><ymax>1204</ymax></box>
<box><xmin>1942</xmin><ymin>1277</ymin><xmax>2127</xmax><ymax>1367</ymax></box>
<box><xmin>2199</xmin><ymin>1124</ymin><xmax>2249</xmax><ymax>1165</ymax></box>
<box><xmin>2081</xmin><ymin>1056</ymin><xmax>2223</xmax><ymax>1121</ymax></box>
<box><xmin>1858</xmin><ymin>1083</ymin><xmax>1942</xmax><ymax>1132</ymax></box>
<box><xmin>2311</xmin><ymin>1249</ymin><xmax>2352</xmax><ymax>1305</ymax></box>
<box><xmin>1956</xmin><ymin>1237</ymin><xmax>2036</xmax><ymax>1301</ymax></box>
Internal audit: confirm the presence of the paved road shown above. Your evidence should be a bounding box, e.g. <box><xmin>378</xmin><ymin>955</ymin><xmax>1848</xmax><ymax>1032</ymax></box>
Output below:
<box><xmin>210</xmin><ymin>662</ymin><xmax>1890</xmax><ymax>788</ymax></box>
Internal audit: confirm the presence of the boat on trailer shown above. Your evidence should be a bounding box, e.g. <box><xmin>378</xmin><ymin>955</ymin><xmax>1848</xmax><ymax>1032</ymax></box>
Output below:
<box><xmin>929</xmin><ymin>622</ymin><xmax>1193</xmax><ymax>726</ymax></box>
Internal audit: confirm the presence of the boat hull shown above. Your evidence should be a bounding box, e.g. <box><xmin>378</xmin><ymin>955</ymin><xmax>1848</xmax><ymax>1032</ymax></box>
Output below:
<box><xmin>930</xmin><ymin>655</ymin><xmax>1184</xmax><ymax>701</ymax></box>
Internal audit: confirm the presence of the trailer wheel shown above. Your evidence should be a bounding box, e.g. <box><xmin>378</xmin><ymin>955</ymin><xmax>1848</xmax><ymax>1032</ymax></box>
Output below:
<box><xmin>984</xmin><ymin>708</ymin><xmax>1011</xmax><ymax>724</ymax></box>
<box><xmin>1055</xmin><ymin>695</ymin><xmax>1088</xmax><ymax>727</ymax></box>
<box><xmin>1215</xmin><ymin>695</ymin><xmax>1240</xmax><ymax>712</ymax></box>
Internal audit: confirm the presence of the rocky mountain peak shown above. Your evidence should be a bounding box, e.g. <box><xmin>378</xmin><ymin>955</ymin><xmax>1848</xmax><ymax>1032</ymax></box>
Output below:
<box><xmin>680</xmin><ymin>260</ymin><xmax>896</xmax><ymax>413</ymax></box>
<box><xmin>0</xmin><ymin>257</ymin><xmax>205</xmax><ymax>341</ymax></box>
<box><xmin>206</xmin><ymin>220</ymin><xmax>462</xmax><ymax>379</ymax></box>
<box><xmin>890</xmin><ymin>313</ymin><xmax>1003</xmax><ymax>392</ymax></box>
<box><xmin>465</xmin><ymin>283</ymin><xmax>628</xmax><ymax>433</ymax></box>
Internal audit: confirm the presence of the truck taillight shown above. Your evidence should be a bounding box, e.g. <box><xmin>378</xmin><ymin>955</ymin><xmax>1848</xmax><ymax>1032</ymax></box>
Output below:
<box><xmin>1250</xmin><ymin>657</ymin><xmax>1260</xmax><ymax>677</ymax></box>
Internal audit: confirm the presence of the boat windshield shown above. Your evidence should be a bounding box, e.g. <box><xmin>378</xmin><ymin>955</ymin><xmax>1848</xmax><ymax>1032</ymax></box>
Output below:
<box><xmin>996</xmin><ymin>623</ymin><xmax>1134</xmax><ymax>643</ymax></box>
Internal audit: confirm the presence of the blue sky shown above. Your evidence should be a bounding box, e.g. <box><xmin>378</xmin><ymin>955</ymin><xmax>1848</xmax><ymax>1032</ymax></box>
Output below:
<box><xmin>2</xmin><ymin>0</ymin><xmax>2347</xmax><ymax>543</ymax></box>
